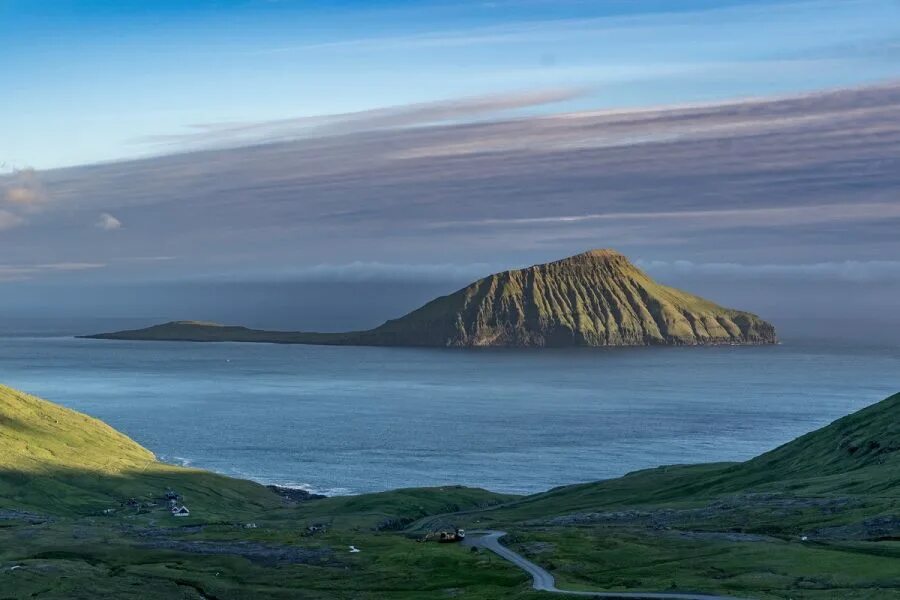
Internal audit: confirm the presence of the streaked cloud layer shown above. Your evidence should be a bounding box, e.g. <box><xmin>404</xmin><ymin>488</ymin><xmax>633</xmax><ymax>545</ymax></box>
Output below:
<box><xmin>0</xmin><ymin>211</ymin><xmax>24</xmax><ymax>232</ymax></box>
<box><xmin>431</xmin><ymin>202</ymin><xmax>900</xmax><ymax>230</ymax></box>
<box><xmin>0</xmin><ymin>80</ymin><xmax>898</xmax><ymax>330</ymax></box>
<box><xmin>234</xmin><ymin>262</ymin><xmax>496</xmax><ymax>284</ymax></box>
<box><xmin>638</xmin><ymin>259</ymin><xmax>900</xmax><ymax>284</ymax></box>
<box><xmin>142</xmin><ymin>88</ymin><xmax>585</xmax><ymax>150</ymax></box>
<box><xmin>0</xmin><ymin>262</ymin><xmax>105</xmax><ymax>283</ymax></box>
<box><xmin>1</xmin><ymin>80</ymin><xmax>898</xmax><ymax>275</ymax></box>
<box><xmin>3</xmin><ymin>0</ymin><xmax>899</xmax><ymax>168</ymax></box>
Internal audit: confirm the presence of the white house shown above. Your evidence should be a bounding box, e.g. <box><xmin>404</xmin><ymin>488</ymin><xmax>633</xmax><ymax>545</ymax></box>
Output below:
<box><xmin>172</xmin><ymin>505</ymin><xmax>190</xmax><ymax>517</ymax></box>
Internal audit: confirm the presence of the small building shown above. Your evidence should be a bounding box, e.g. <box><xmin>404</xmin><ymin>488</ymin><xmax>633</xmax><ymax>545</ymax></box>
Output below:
<box><xmin>171</xmin><ymin>505</ymin><xmax>191</xmax><ymax>517</ymax></box>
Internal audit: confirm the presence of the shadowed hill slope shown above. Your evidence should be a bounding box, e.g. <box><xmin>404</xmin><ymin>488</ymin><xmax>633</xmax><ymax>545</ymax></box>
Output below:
<box><xmin>0</xmin><ymin>385</ymin><xmax>524</xmax><ymax>599</ymax></box>
<box><xmin>0</xmin><ymin>385</ymin><xmax>280</xmax><ymax>516</ymax></box>
<box><xmin>0</xmin><ymin>385</ymin><xmax>516</xmax><ymax>521</ymax></box>
<box><xmin>86</xmin><ymin>249</ymin><xmax>777</xmax><ymax>347</ymax></box>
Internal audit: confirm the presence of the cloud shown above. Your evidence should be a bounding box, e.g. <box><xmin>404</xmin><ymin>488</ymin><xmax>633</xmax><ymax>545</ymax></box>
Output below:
<box><xmin>0</xmin><ymin>267</ymin><xmax>36</xmax><ymax>282</ymax></box>
<box><xmin>242</xmin><ymin>261</ymin><xmax>496</xmax><ymax>283</ymax></box>
<box><xmin>140</xmin><ymin>87</ymin><xmax>585</xmax><ymax>149</ymax></box>
<box><xmin>430</xmin><ymin>202</ymin><xmax>900</xmax><ymax>231</ymax></box>
<box><xmin>394</xmin><ymin>80</ymin><xmax>900</xmax><ymax>161</ymax></box>
<box><xmin>0</xmin><ymin>210</ymin><xmax>25</xmax><ymax>231</ymax></box>
<box><xmin>118</xmin><ymin>256</ymin><xmax>177</xmax><ymax>262</ymax></box>
<box><xmin>5</xmin><ymin>187</ymin><xmax>41</xmax><ymax>205</ymax></box>
<box><xmin>96</xmin><ymin>213</ymin><xmax>122</xmax><ymax>230</ymax></box>
<box><xmin>9</xmin><ymin>80</ymin><xmax>900</xmax><ymax>283</ymax></box>
<box><xmin>0</xmin><ymin>168</ymin><xmax>49</xmax><ymax>230</ymax></box>
<box><xmin>0</xmin><ymin>262</ymin><xmax>105</xmax><ymax>282</ymax></box>
<box><xmin>252</xmin><ymin>0</ymin><xmax>876</xmax><ymax>55</ymax></box>
<box><xmin>636</xmin><ymin>259</ymin><xmax>900</xmax><ymax>283</ymax></box>
<box><xmin>2</xmin><ymin>168</ymin><xmax>47</xmax><ymax>213</ymax></box>
<box><xmin>36</xmin><ymin>262</ymin><xmax>107</xmax><ymax>271</ymax></box>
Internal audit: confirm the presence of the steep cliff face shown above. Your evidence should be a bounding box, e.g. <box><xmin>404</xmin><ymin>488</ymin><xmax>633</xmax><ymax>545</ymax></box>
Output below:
<box><xmin>362</xmin><ymin>249</ymin><xmax>776</xmax><ymax>347</ymax></box>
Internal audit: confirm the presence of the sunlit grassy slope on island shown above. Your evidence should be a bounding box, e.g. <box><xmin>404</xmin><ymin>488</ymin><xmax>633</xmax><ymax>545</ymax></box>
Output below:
<box><xmin>87</xmin><ymin>249</ymin><xmax>777</xmax><ymax>347</ymax></box>
<box><xmin>3</xmin><ymin>384</ymin><xmax>900</xmax><ymax>598</ymax></box>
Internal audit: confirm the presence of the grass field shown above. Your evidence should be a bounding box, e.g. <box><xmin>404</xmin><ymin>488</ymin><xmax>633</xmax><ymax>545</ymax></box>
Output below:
<box><xmin>2</xmin><ymin>385</ymin><xmax>899</xmax><ymax>598</ymax></box>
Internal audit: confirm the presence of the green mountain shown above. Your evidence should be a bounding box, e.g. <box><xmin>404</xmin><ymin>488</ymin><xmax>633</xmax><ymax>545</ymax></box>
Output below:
<box><xmin>87</xmin><ymin>249</ymin><xmax>777</xmax><ymax>347</ymax></box>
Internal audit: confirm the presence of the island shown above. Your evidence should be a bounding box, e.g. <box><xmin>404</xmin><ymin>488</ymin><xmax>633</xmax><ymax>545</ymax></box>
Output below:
<box><xmin>85</xmin><ymin>249</ymin><xmax>777</xmax><ymax>347</ymax></box>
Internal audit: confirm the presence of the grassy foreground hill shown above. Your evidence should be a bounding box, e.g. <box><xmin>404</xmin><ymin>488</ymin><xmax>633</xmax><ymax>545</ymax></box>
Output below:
<box><xmin>0</xmin><ymin>384</ymin><xmax>281</xmax><ymax>518</ymax></box>
<box><xmin>85</xmin><ymin>249</ymin><xmax>777</xmax><ymax>348</ymax></box>
<box><xmin>3</xmin><ymin>384</ymin><xmax>900</xmax><ymax>599</ymax></box>
<box><xmin>0</xmin><ymin>384</ymin><xmax>521</xmax><ymax>599</ymax></box>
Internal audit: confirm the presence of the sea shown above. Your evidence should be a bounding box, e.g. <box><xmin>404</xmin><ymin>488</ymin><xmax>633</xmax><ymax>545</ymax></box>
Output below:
<box><xmin>1</xmin><ymin>328</ymin><xmax>898</xmax><ymax>496</ymax></box>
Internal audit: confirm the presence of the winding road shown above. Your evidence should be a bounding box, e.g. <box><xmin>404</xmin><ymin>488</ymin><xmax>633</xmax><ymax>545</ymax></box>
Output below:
<box><xmin>463</xmin><ymin>530</ymin><xmax>748</xmax><ymax>600</ymax></box>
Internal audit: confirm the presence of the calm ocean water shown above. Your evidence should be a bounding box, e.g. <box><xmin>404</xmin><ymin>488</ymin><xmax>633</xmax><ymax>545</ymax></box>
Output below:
<box><xmin>0</xmin><ymin>335</ymin><xmax>897</xmax><ymax>495</ymax></box>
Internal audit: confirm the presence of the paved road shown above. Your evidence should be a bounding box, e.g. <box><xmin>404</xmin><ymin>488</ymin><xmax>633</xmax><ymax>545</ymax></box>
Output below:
<box><xmin>463</xmin><ymin>530</ymin><xmax>748</xmax><ymax>600</ymax></box>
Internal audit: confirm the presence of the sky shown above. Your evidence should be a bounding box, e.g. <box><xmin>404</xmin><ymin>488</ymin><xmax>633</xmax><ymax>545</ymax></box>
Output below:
<box><xmin>3</xmin><ymin>0</ymin><xmax>900</xmax><ymax>169</ymax></box>
<box><xmin>1</xmin><ymin>0</ymin><xmax>899</xmax><ymax>337</ymax></box>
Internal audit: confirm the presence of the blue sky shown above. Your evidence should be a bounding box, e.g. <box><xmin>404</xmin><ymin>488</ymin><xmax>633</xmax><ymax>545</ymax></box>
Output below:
<box><xmin>3</xmin><ymin>0</ymin><xmax>899</xmax><ymax>169</ymax></box>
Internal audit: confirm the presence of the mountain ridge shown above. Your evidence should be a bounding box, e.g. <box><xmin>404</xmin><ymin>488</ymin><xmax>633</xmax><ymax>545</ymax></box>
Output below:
<box><xmin>85</xmin><ymin>249</ymin><xmax>777</xmax><ymax>347</ymax></box>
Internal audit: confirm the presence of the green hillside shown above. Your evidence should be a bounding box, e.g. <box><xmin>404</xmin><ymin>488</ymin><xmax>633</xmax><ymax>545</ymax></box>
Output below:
<box><xmin>0</xmin><ymin>384</ymin><xmax>521</xmax><ymax>599</ymax></box>
<box><xmin>441</xmin><ymin>392</ymin><xmax>900</xmax><ymax>598</ymax></box>
<box><xmin>86</xmin><ymin>249</ymin><xmax>777</xmax><ymax>347</ymax></box>
<box><xmin>467</xmin><ymin>392</ymin><xmax>900</xmax><ymax>524</ymax></box>
<box><xmin>4</xmin><ymin>384</ymin><xmax>900</xmax><ymax>598</ymax></box>
<box><xmin>735</xmin><ymin>391</ymin><xmax>900</xmax><ymax>491</ymax></box>
<box><xmin>0</xmin><ymin>384</ymin><xmax>280</xmax><ymax>517</ymax></box>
